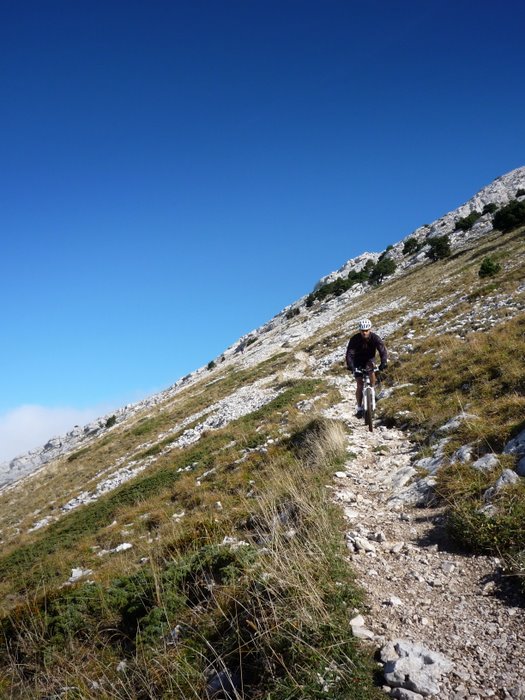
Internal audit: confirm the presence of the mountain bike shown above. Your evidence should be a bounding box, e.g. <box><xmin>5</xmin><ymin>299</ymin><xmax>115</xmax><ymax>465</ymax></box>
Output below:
<box><xmin>354</xmin><ymin>365</ymin><xmax>379</xmax><ymax>432</ymax></box>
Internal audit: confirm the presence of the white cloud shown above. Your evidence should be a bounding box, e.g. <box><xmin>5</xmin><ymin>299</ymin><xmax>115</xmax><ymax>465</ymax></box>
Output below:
<box><xmin>0</xmin><ymin>405</ymin><xmax>108</xmax><ymax>464</ymax></box>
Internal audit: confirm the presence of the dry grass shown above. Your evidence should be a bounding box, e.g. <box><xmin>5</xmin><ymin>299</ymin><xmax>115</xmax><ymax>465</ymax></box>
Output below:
<box><xmin>0</xmin><ymin>416</ymin><xmax>382</xmax><ymax>699</ymax></box>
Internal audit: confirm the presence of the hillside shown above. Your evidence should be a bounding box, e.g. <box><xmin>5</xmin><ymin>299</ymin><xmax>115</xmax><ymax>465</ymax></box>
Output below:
<box><xmin>0</xmin><ymin>168</ymin><xmax>524</xmax><ymax>699</ymax></box>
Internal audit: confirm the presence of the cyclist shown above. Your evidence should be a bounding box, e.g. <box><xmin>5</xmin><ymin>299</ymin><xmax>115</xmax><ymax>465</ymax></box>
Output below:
<box><xmin>345</xmin><ymin>318</ymin><xmax>388</xmax><ymax>418</ymax></box>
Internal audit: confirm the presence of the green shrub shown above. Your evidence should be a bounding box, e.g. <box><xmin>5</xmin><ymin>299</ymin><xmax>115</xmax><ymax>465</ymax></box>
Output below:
<box><xmin>105</xmin><ymin>415</ymin><xmax>117</xmax><ymax>428</ymax></box>
<box><xmin>378</xmin><ymin>244</ymin><xmax>394</xmax><ymax>261</ymax></box>
<box><xmin>478</xmin><ymin>257</ymin><xmax>501</xmax><ymax>278</ymax></box>
<box><xmin>516</xmin><ymin>188</ymin><xmax>525</xmax><ymax>197</ymax></box>
<box><xmin>426</xmin><ymin>235</ymin><xmax>451</xmax><ymax>261</ymax></box>
<box><xmin>347</xmin><ymin>259</ymin><xmax>375</xmax><ymax>284</ymax></box>
<box><xmin>306</xmin><ymin>260</ymin><xmax>376</xmax><ymax>306</ymax></box>
<box><xmin>285</xmin><ymin>307</ymin><xmax>300</xmax><ymax>319</ymax></box>
<box><xmin>455</xmin><ymin>211</ymin><xmax>481</xmax><ymax>231</ymax></box>
<box><xmin>369</xmin><ymin>257</ymin><xmax>397</xmax><ymax>285</ymax></box>
<box><xmin>493</xmin><ymin>199</ymin><xmax>525</xmax><ymax>232</ymax></box>
<box><xmin>207</xmin><ymin>360</ymin><xmax>216</xmax><ymax>370</ymax></box>
<box><xmin>403</xmin><ymin>237</ymin><xmax>420</xmax><ymax>255</ymax></box>
<box><xmin>482</xmin><ymin>203</ymin><xmax>498</xmax><ymax>215</ymax></box>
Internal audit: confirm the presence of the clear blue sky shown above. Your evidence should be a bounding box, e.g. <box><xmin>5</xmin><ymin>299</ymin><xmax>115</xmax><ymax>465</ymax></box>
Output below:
<box><xmin>1</xmin><ymin>0</ymin><xmax>524</xmax><ymax>460</ymax></box>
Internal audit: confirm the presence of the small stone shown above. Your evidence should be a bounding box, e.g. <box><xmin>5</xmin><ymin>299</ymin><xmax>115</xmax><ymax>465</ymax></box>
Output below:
<box><xmin>350</xmin><ymin>614</ymin><xmax>365</xmax><ymax>627</ymax></box>
<box><xmin>114</xmin><ymin>542</ymin><xmax>133</xmax><ymax>553</ymax></box>
<box><xmin>67</xmin><ymin>567</ymin><xmax>93</xmax><ymax>584</ymax></box>
<box><xmin>385</xmin><ymin>596</ymin><xmax>403</xmax><ymax>607</ymax></box>
<box><xmin>351</xmin><ymin>625</ymin><xmax>375</xmax><ymax>640</ymax></box>
<box><xmin>354</xmin><ymin>536</ymin><xmax>376</xmax><ymax>553</ymax></box>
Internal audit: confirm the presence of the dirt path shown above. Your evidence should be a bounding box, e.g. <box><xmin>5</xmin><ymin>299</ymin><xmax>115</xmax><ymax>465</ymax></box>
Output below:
<box><xmin>323</xmin><ymin>375</ymin><xmax>525</xmax><ymax>700</ymax></box>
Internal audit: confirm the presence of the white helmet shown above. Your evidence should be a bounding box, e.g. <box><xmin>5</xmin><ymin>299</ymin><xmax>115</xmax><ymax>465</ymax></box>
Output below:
<box><xmin>359</xmin><ymin>318</ymin><xmax>372</xmax><ymax>330</ymax></box>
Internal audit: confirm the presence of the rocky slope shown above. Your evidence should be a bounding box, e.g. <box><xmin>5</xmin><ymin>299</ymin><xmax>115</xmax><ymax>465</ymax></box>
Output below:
<box><xmin>2</xmin><ymin>166</ymin><xmax>524</xmax><ymax>492</ymax></box>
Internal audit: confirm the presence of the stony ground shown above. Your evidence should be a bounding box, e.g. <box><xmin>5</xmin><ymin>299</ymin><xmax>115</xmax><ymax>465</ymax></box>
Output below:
<box><xmin>323</xmin><ymin>375</ymin><xmax>525</xmax><ymax>700</ymax></box>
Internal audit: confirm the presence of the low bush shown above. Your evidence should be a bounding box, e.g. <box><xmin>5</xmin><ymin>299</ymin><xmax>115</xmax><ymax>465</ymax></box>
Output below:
<box><xmin>493</xmin><ymin>199</ymin><xmax>525</xmax><ymax>232</ymax></box>
<box><xmin>426</xmin><ymin>235</ymin><xmax>451</xmax><ymax>261</ymax></box>
<box><xmin>369</xmin><ymin>257</ymin><xmax>396</xmax><ymax>285</ymax></box>
<box><xmin>403</xmin><ymin>237</ymin><xmax>420</xmax><ymax>255</ymax></box>
<box><xmin>478</xmin><ymin>256</ymin><xmax>501</xmax><ymax>278</ymax></box>
<box><xmin>455</xmin><ymin>211</ymin><xmax>481</xmax><ymax>231</ymax></box>
<box><xmin>378</xmin><ymin>244</ymin><xmax>394</xmax><ymax>261</ymax></box>
<box><xmin>305</xmin><ymin>260</ymin><xmax>377</xmax><ymax>306</ymax></box>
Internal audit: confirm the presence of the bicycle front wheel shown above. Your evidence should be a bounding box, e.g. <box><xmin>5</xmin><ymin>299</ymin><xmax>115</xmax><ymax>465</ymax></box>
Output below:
<box><xmin>364</xmin><ymin>386</ymin><xmax>374</xmax><ymax>432</ymax></box>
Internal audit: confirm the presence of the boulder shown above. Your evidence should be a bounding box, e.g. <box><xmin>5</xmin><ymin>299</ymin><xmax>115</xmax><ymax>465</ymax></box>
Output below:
<box><xmin>381</xmin><ymin>640</ymin><xmax>452</xmax><ymax>697</ymax></box>
<box><xmin>483</xmin><ymin>469</ymin><xmax>520</xmax><ymax>502</ymax></box>
<box><xmin>388</xmin><ymin>476</ymin><xmax>437</xmax><ymax>508</ymax></box>
<box><xmin>451</xmin><ymin>444</ymin><xmax>474</xmax><ymax>463</ymax></box>
<box><xmin>472</xmin><ymin>454</ymin><xmax>499</xmax><ymax>472</ymax></box>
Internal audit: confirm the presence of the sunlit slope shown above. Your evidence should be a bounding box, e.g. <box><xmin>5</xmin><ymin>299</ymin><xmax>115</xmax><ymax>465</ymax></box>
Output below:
<box><xmin>0</xmin><ymin>212</ymin><xmax>523</xmax><ymax>698</ymax></box>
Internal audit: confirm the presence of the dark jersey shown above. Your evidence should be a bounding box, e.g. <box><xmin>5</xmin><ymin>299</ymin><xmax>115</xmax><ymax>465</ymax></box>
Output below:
<box><xmin>345</xmin><ymin>331</ymin><xmax>387</xmax><ymax>371</ymax></box>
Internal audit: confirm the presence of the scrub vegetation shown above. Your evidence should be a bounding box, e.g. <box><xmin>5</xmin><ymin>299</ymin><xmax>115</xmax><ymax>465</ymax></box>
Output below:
<box><xmin>0</xmin><ymin>386</ymin><xmax>382</xmax><ymax>699</ymax></box>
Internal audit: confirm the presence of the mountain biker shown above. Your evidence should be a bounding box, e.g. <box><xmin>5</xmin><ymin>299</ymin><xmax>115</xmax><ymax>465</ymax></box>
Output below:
<box><xmin>345</xmin><ymin>318</ymin><xmax>388</xmax><ymax>418</ymax></box>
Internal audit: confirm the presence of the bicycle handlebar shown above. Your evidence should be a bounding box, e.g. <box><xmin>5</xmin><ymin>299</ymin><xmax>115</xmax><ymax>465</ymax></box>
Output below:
<box><xmin>353</xmin><ymin>365</ymin><xmax>378</xmax><ymax>375</ymax></box>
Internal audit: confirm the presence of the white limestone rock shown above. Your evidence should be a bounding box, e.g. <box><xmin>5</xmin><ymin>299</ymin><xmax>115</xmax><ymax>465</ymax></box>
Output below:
<box><xmin>381</xmin><ymin>640</ymin><xmax>453</xmax><ymax>697</ymax></box>
<box><xmin>472</xmin><ymin>454</ymin><xmax>499</xmax><ymax>472</ymax></box>
<box><xmin>483</xmin><ymin>469</ymin><xmax>520</xmax><ymax>502</ymax></box>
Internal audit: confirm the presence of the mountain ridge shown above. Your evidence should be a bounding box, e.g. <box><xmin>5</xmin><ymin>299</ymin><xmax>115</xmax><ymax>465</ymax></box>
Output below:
<box><xmin>0</xmin><ymin>166</ymin><xmax>525</xmax><ymax>490</ymax></box>
<box><xmin>2</xmin><ymin>166</ymin><xmax>524</xmax><ymax>489</ymax></box>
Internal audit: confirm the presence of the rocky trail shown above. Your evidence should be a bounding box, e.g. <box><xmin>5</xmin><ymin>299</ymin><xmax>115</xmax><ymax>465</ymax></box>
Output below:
<box><xmin>322</xmin><ymin>375</ymin><xmax>525</xmax><ymax>700</ymax></box>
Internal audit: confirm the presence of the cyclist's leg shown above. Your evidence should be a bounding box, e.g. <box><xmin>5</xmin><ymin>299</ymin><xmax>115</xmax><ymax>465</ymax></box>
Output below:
<box><xmin>356</xmin><ymin>377</ymin><xmax>364</xmax><ymax>407</ymax></box>
<box><xmin>366</xmin><ymin>360</ymin><xmax>376</xmax><ymax>387</ymax></box>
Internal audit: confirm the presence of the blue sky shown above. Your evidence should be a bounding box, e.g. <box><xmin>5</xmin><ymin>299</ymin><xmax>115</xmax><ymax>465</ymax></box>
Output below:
<box><xmin>1</xmin><ymin>0</ymin><xmax>524</xmax><ymax>461</ymax></box>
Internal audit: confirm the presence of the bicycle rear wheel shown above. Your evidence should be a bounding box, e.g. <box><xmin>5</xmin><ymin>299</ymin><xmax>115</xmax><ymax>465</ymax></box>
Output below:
<box><xmin>364</xmin><ymin>386</ymin><xmax>374</xmax><ymax>432</ymax></box>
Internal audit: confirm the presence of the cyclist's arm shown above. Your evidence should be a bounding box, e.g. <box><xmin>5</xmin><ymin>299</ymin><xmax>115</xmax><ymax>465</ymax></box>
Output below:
<box><xmin>345</xmin><ymin>340</ymin><xmax>356</xmax><ymax>371</ymax></box>
<box><xmin>374</xmin><ymin>335</ymin><xmax>388</xmax><ymax>366</ymax></box>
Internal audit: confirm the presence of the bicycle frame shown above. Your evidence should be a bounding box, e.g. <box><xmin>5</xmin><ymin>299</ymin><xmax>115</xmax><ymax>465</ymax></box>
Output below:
<box><xmin>355</xmin><ymin>366</ymin><xmax>378</xmax><ymax>432</ymax></box>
